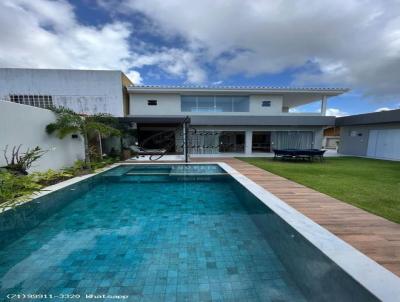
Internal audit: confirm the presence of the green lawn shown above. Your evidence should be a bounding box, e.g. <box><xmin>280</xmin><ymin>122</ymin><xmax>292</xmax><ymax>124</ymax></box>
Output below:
<box><xmin>238</xmin><ymin>157</ymin><xmax>400</xmax><ymax>224</ymax></box>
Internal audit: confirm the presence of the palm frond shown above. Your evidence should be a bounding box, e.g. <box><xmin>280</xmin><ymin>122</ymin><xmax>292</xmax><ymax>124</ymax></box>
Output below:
<box><xmin>57</xmin><ymin>126</ymin><xmax>81</xmax><ymax>138</ymax></box>
<box><xmin>45</xmin><ymin>123</ymin><xmax>58</xmax><ymax>135</ymax></box>
<box><xmin>86</xmin><ymin>122</ymin><xmax>121</xmax><ymax>138</ymax></box>
<box><xmin>86</xmin><ymin>114</ymin><xmax>120</xmax><ymax>128</ymax></box>
<box><xmin>48</xmin><ymin>106</ymin><xmax>78</xmax><ymax>116</ymax></box>
<box><xmin>46</xmin><ymin>106</ymin><xmax>83</xmax><ymax>138</ymax></box>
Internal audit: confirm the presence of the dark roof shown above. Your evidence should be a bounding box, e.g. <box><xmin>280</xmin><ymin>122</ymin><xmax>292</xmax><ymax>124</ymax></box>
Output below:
<box><xmin>335</xmin><ymin>109</ymin><xmax>400</xmax><ymax>126</ymax></box>
<box><xmin>120</xmin><ymin>116</ymin><xmax>189</xmax><ymax>124</ymax></box>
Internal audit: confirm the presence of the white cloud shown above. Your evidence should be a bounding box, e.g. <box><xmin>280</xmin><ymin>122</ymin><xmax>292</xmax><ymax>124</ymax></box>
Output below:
<box><xmin>375</xmin><ymin>107</ymin><xmax>391</xmax><ymax>112</ymax></box>
<box><xmin>126</xmin><ymin>70</ymin><xmax>143</xmax><ymax>84</ymax></box>
<box><xmin>326</xmin><ymin>108</ymin><xmax>348</xmax><ymax>117</ymax></box>
<box><xmin>0</xmin><ymin>0</ymin><xmax>206</xmax><ymax>84</ymax></box>
<box><xmin>127</xmin><ymin>48</ymin><xmax>206</xmax><ymax>83</ymax></box>
<box><xmin>4</xmin><ymin>0</ymin><xmax>400</xmax><ymax>93</ymax></box>
<box><xmin>117</xmin><ymin>0</ymin><xmax>400</xmax><ymax>99</ymax></box>
<box><xmin>0</xmin><ymin>0</ymin><xmax>135</xmax><ymax>72</ymax></box>
<box><xmin>374</xmin><ymin>102</ymin><xmax>400</xmax><ymax>111</ymax></box>
<box><xmin>289</xmin><ymin>106</ymin><xmax>348</xmax><ymax>116</ymax></box>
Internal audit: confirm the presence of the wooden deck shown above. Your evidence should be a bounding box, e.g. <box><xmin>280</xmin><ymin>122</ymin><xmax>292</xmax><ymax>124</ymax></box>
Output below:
<box><xmin>192</xmin><ymin>157</ymin><xmax>400</xmax><ymax>277</ymax></box>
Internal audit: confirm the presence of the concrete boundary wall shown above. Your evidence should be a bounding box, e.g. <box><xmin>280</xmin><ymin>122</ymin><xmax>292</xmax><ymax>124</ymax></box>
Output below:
<box><xmin>0</xmin><ymin>101</ymin><xmax>85</xmax><ymax>172</ymax></box>
<box><xmin>0</xmin><ymin>68</ymin><xmax>127</xmax><ymax>116</ymax></box>
<box><xmin>338</xmin><ymin>123</ymin><xmax>400</xmax><ymax>158</ymax></box>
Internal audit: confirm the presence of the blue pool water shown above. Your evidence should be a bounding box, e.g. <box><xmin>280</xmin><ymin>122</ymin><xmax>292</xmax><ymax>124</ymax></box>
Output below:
<box><xmin>0</xmin><ymin>165</ymin><xmax>377</xmax><ymax>301</ymax></box>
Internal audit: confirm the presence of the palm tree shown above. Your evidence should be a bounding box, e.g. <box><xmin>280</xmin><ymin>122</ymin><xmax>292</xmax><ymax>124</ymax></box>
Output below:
<box><xmin>46</xmin><ymin>107</ymin><xmax>121</xmax><ymax>166</ymax></box>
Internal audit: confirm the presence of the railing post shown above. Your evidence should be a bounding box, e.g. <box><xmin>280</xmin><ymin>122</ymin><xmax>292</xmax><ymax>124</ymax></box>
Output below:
<box><xmin>183</xmin><ymin>117</ymin><xmax>189</xmax><ymax>162</ymax></box>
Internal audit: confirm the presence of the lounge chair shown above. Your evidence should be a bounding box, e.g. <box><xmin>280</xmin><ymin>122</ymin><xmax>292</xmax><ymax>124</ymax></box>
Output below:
<box><xmin>129</xmin><ymin>145</ymin><xmax>167</xmax><ymax>158</ymax></box>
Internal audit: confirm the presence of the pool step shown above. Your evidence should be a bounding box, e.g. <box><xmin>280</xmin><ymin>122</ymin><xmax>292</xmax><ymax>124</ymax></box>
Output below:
<box><xmin>100</xmin><ymin>164</ymin><xmax>228</xmax><ymax>183</ymax></box>
<box><xmin>101</xmin><ymin>174</ymin><xmax>228</xmax><ymax>183</ymax></box>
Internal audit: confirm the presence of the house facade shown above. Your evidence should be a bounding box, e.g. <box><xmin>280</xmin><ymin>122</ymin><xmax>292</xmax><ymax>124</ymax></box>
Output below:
<box><xmin>0</xmin><ymin>68</ymin><xmax>350</xmax><ymax>156</ymax></box>
<box><xmin>0</xmin><ymin>68</ymin><xmax>132</xmax><ymax>116</ymax></box>
<box><xmin>126</xmin><ymin>85</ymin><xmax>348</xmax><ymax>155</ymax></box>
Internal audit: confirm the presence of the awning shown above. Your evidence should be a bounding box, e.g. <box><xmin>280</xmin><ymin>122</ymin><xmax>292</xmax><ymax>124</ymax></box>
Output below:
<box><xmin>119</xmin><ymin>116</ymin><xmax>190</xmax><ymax>124</ymax></box>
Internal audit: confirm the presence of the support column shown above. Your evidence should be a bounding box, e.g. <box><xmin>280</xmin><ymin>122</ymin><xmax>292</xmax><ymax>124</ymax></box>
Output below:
<box><xmin>245</xmin><ymin>130</ymin><xmax>253</xmax><ymax>155</ymax></box>
<box><xmin>183</xmin><ymin>118</ymin><xmax>189</xmax><ymax>162</ymax></box>
<box><xmin>321</xmin><ymin>95</ymin><xmax>328</xmax><ymax>116</ymax></box>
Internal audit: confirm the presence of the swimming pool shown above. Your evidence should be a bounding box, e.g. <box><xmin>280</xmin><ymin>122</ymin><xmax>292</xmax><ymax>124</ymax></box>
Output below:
<box><xmin>0</xmin><ymin>163</ymin><xmax>398</xmax><ymax>301</ymax></box>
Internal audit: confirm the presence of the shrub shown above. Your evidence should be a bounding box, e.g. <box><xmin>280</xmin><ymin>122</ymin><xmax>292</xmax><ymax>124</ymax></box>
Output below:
<box><xmin>62</xmin><ymin>157</ymin><xmax>118</xmax><ymax>175</ymax></box>
<box><xmin>2</xmin><ymin>145</ymin><xmax>46</xmax><ymax>175</ymax></box>
<box><xmin>62</xmin><ymin>159</ymin><xmax>92</xmax><ymax>176</ymax></box>
<box><xmin>91</xmin><ymin>157</ymin><xmax>118</xmax><ymax>170</ymax></box>
<box><xmin>32</xmin><ymin>169</ymin><xmax>73</xmax><ymax>186</ymax></box>
<box><xmin>0</xmin><ymin>157</ymin><xmax>118</xmax><ymax>208</ymax></box>
<box><xmin>0</xmin><ymin>171</ymin><xmax>42</xmax><ymax>206</ymax></box>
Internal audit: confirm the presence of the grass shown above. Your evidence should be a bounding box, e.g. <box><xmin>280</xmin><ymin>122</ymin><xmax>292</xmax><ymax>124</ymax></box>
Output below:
<box><xmin>238</xmin><ymin>157</ymin><xmax>400</xmax><ymax>224</ymax></box>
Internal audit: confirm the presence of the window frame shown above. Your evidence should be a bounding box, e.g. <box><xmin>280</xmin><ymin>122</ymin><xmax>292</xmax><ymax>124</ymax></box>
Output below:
<box><xmin>9</xmin><ymin>94</ymin><xmax>53</xmax><ymax>108</ymax></box>
<box><xmin>147</xmin><ymin>100</ymin><xmax>158</xmax><ymax>106</ymax></box>
<box><xmin>262</xmin><ymin>100</ymin><xmax>271</xmax><ymax>107</ymax></box>
<box><xmin>181</xmin><ymin>95</ymin><xmax>249</xmax><ymax>113</ymax></box>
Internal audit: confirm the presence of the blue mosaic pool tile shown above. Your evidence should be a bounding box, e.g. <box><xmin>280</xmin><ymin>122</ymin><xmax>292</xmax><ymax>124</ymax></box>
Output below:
<box><xmin>0</xmin><ymin>171</ymin><xmax>308</xmax><ymax>302</ymax></box>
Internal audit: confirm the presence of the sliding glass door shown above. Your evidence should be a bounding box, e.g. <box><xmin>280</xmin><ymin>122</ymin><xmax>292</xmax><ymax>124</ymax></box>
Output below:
<box><xmin>252</xmin><ymin>132</ymin><xmax>271</xmax><ymax>152</ymax></box>
<box><xmin>219</xmin><ymin>131</ymin><xmax>245</xmax><ymax>153</ymax></box>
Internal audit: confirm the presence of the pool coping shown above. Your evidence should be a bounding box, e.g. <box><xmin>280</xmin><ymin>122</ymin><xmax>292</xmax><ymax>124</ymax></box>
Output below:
<box><xmin>217</xmin><ymin>162</ymin><xmax>400</xmax><ymax>302</ymax></box>
<box><xmin>2</xmin><ymin>161</ymin><xmax>399</xmax><ymax>301</ymax></box>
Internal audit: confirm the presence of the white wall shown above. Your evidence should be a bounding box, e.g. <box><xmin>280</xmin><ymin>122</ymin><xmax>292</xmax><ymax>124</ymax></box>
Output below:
<box><xmin>339</xmin><ymin>123</ymin><xmax>400</xmax><ymax>158</ymax></box>
<box><xmin>0</xmin><ymin>101</ymin><xmax>85</xmax><ymax>172</ymax></box>
<box><xmin>249</xmin><ymin>95</ymin><xmax>282</xmax><ymax>114</ymax></box>
<box><xmin>0</xmin><ymin>68</ymin><xmax>125</xmax><ymax>116</ymax></box>
<box><xmin>130</xmin><ymin>93</ymin><xmax>181</xmax><ymax>116</ymax></box>
<box><xmin>129</xmin><ymin>93</ymin><xmax>283</xmax><ymax>116</ymax></box>
<box><xmin>367</xmin><ymin>129</ymin><xmax>400</xmax><ymax>160</ymax></box>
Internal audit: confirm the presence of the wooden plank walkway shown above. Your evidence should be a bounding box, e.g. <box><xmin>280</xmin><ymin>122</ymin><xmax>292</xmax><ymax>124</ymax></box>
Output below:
<box><xmin>192</xmin><ymin>157</ymin><xmax>400</xmax><ymax>277</ymax></box>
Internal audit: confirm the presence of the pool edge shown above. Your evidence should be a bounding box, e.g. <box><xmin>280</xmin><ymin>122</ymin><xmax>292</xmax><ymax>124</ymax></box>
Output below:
<box><xmin>217</xmin><ymin>161</ymin><xmax>400</xmax><ymax>302</ymax></box>
<box><xmin>3</xmin><ymin>161</ymin><xmax>399</xmax><ymax>301</ymax></box>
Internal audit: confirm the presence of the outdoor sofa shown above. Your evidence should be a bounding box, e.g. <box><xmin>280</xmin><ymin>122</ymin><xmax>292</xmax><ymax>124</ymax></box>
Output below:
<box><xmin>273</xmin><ymin>149</ymin><xmax>326</xmax><ymax>161</ymax></box>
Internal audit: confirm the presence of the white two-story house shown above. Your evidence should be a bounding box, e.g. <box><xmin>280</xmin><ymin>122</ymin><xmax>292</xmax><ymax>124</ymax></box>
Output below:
<box><xmin>126</xmin><ymin>85</ymin><xmax>348</xmax><ymax>155</ymax></box>
<box><xmin>0</xmin><ymin>68</ymin><xmax>348</xmax><ymax>156</ymax></box>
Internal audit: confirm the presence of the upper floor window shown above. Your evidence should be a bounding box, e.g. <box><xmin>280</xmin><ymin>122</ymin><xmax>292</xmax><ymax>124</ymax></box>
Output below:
<box><xmin>147</xmin><ymin>100</ymin><xmax>157</xmax><ymax>106</ymax></box>
<box><xmin>262</xmin><ymin>100</ymin><xmax>271</xmax><ymax>107</ymax></box>
<box><xmin>9</xmin><ymin>94</ymin><xmax>53</xmax><ymax>109</ymax></box>
<box><xmin>181</xmin><ymin>95</ymin><xmax>249</xmax><ymax>112</ymax></box>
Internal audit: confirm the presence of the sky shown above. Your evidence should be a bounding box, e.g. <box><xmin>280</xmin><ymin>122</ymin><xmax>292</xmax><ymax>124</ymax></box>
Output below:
<box><xmin>1</xmin><ymin>0</ymin><xmax>400</xmax><ymax>116</ymax></box>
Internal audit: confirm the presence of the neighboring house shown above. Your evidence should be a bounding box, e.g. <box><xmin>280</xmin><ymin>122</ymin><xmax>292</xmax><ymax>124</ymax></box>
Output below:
<box><xmin>336</xmin><ymin>109</ymin><xmax>400</xmax><ymax>160</ymax></box>
<box><xmin>126</xmin><ymin>85</ymin><xmax>348</xmax><ymax>155</ymax></box>
<box><xmin>323</xmin><ymin>127</ymin><xmax>341</xmax><ymax>149</ymax></box>
<box><xmin>0</xmin><ymin>68</ymin><xmax>132</xmax><ymax>116</ymax></box>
